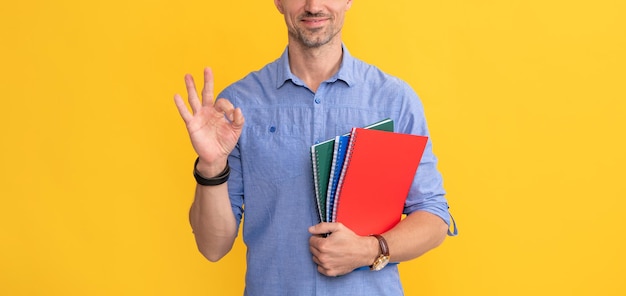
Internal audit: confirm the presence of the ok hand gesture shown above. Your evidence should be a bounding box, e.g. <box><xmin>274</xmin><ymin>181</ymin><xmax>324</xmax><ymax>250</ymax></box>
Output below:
<box><xmin>174</xmin><ymin>68</ymin><xmax>244</xmax><ymax>175</ymax></box>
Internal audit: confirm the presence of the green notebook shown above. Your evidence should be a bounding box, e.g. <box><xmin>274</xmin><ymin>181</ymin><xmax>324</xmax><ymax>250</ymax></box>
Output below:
<box><xmin>310</xmin><ymin>118</ymin><xmax>394</xmax><ymax>223</ymax></box>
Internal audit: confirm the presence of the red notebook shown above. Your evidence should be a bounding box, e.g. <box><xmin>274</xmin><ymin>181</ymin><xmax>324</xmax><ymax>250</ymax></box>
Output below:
<box><xmin>334</xmin><ymin>128</ymin><xmax>428</xmax><ymax>236</ymax></box>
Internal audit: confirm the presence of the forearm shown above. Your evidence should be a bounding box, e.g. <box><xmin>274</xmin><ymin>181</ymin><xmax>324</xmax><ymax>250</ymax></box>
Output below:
<box><xmin>309</xmin><ymin>210</ymin><xmax>448</xmax><ymax>276</ymax></box>
<box><xmin>189</xmin><ymin>182</ymin><xmax>238</xmax><ymax>262</ymax></box>
<box><xmin>379</xmin><ymin>210</ymin><xmax>448</xmax><ymax>263</ymax></box>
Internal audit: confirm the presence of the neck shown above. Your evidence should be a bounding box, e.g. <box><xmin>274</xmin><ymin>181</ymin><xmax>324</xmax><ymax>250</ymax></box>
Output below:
<box><xmin>287</xmin><ymin>38</ymin><xmax>343</xmax><ymax>93</ymax></box>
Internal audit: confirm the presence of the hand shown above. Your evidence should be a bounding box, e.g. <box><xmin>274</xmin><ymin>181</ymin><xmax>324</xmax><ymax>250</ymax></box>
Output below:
<box><xmin>174</xmin><ymin>68</ymin><xmax>244</xmax><ymax>175</ymax></box>
<box><xmin>308</xmin><ymin>223</ymin><xmax>378</xmax><ymax>277</ymax></box>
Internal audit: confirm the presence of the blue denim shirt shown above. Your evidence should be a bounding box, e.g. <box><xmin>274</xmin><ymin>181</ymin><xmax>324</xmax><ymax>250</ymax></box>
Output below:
<box><xmin>219</xmin><ymin>46</ymin><xmax>450</xmax><ymax>296</ymax></box>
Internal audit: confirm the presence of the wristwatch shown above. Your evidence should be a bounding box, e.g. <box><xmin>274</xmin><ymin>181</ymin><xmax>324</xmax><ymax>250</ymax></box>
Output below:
<box><xmin>370</xmin><ymin>234</ymin><xmax>390</xmax><ymax>271</ymax></box>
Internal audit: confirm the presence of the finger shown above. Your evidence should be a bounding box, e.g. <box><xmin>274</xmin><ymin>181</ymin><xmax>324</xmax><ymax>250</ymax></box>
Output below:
<box><xmin>184</xmin><ymin>74</ymin><xmax>202</xmax><ymax>114</ymax></box>
<box><xmin>231</xmin><ymin>107</ymin><xmax>245</xmax><ymax>130</ymax></box>
<box><xmin>317</xmin><ymin>266</ymin><xmax>331</xmax><ymax>276</ymax></box>
<box><xmin>201</xmin><ymin>67</ymin><xmax>215</xmax><ymax>106</ymax></box>
<box><xmin>173</xmin><ymin>94</ymin><xmax>193</xmax><ymax>123</ymax></box>
<box><xmin>309</xmin><ymin>235</ymin><xmax>323</xmax><ymax>250</ymax></box>
<box><xmin>316</xmin><ymin>264</ymin><xmax>340</xmax><ymax>277</ymax></box>
<box><xmin>309</xmin><ymin>245</ymin><xmax>328</xmax><ymax>267</ymax></box>
<box><xmin>214</xmin><ymin>98</ymin><xmax>236</xmax><ymax>120</ymax></box>
<box><xmin>309</xmin><ymin>222</ymin><xmax>340</xmax><ymax>235</ymax></box>
<box><xmin>311</xmin><ymin>255</ymin><xmax>321</xmax><ymax>266</ymax></box>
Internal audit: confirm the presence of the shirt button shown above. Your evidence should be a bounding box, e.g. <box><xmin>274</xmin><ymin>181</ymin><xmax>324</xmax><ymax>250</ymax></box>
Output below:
<box><xmin>314</xmin><ymin>97</ymin><xmax>321</xmax><ymax>104</ymax></box>
<box><xmin>269</xmin><ymin>126</ymin><xmax>277</xmax><ymax>133</ymax></box>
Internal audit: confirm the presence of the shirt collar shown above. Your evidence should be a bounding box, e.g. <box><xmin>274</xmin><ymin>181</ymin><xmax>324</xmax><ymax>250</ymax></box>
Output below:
<box><xmin>275</xmin><ymin>44</ymin><xmax>356</xmax><ymax>89</ymax></box>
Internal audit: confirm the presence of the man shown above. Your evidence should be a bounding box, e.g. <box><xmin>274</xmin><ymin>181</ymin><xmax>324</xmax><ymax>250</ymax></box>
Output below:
<box><xmin>174</xmin><ymin>0</ymin><xmax>453</xmax><ymax>294</ymax></box>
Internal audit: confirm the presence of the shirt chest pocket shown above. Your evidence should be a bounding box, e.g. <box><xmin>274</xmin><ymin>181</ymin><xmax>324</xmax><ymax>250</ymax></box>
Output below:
<box><xmin>241</xmin><ymin>125</ymin><xmax>310</xmax><ymax>182</ymax></box>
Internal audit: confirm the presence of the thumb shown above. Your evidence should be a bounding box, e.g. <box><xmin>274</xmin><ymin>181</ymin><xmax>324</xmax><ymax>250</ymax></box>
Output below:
<box><xmin>309</xmin><ymin>222</ymin><xmax>341</xmax><ymax>235</ymax></box>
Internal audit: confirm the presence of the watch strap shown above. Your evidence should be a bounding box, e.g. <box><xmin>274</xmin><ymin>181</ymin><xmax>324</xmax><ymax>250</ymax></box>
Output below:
<box><xmin>370</xmin><ymin>234</ymin><xmax>389</xmax><ymax>256</ymax></box>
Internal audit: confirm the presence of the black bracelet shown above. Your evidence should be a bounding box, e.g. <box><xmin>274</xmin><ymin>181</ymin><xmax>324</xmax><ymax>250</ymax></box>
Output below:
<box><xmin>193</xmin><ymin>157</ymin><xmax>230</xmax><ymax>186</ymax></box>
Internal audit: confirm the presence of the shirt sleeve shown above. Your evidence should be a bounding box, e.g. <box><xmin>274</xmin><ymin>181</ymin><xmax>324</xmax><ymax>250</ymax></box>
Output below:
<box><xmin>394</xmin><ymin>80</ymin><xmax>451</xmax><ymax>226</ymax></box>
<box><xmin>218</xmin><ymin>88</ymin><xmax>245</xmax><ymax>232</ymax></box>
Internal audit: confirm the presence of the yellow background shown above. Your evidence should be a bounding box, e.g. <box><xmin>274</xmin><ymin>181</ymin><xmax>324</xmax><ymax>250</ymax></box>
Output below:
<box><xmin>1</xmin><ymin>0</ymin><xmax>624</xmax><ymax>295</ymax></box>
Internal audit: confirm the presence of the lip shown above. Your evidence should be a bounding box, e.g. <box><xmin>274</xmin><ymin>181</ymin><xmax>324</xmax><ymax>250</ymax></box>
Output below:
<box><xmin>300</xmin><ymin>17</ymin><xmax>329</xmax><ymax>27</ymax></box>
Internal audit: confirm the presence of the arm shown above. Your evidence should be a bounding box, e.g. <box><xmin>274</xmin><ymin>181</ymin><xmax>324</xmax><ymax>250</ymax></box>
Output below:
<box><xmin>377</xmin><ymin>210</ymin><xmax>447</xmax><ymax>262</ymax></box>
<box><xmin>174</xmin><ymin>68</ymin><xmax>245</xmax><ymax>262</ymax></box>
<box><xmin>309</xmin><ymin>211</ymin><xmax>447</xmax><ymax>276</ymax></box>
<box><xmin>188</xmin><ymin>174</ymin><xmax>238</xmax><ymax>262</ymax></box>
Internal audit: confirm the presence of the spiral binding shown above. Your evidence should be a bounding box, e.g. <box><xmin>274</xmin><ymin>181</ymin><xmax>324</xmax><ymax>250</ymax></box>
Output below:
<box><xmin>326</xmin><ymin>135</ymin><xmax>348</xmax><ymax>222</ymax></box>
<box><xmin>311</xmin><ymin>147</ymin><xmax>324</xmax><ymax>223</ymax></box>
<box><xmin>331</xmin><ymin>127</ymin><xmax>359</xmax><ymax>222</ymax></box>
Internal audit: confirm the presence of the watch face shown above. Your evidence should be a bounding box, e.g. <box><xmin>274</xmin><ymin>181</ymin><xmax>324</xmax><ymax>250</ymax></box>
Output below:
<box><xmin>371</xmin><ymin>255</ymin><xmax>390</xmax><ymax>271</ymax></box>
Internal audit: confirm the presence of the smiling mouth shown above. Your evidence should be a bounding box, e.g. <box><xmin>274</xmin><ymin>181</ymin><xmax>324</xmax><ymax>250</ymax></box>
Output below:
<box><xmin>299</xmin><ymin>12</ymin><xmax>331</xmax><ymax>25</ymax></box>
<box><xmin>302</xmin><ymin>18</ymin><xmax>326</xmax><ymax>23</ymax></box>
<box><xmin>301</xmin><ymin>18</ymin><xmax>329</xmax><ymax>28</ymax></box>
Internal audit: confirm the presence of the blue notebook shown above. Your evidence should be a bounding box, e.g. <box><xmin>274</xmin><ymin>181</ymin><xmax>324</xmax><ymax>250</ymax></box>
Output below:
<box><xmin>326</xmin><ymin>134</ymin><xmax>350</xmax><ymax>222</ymax></box>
